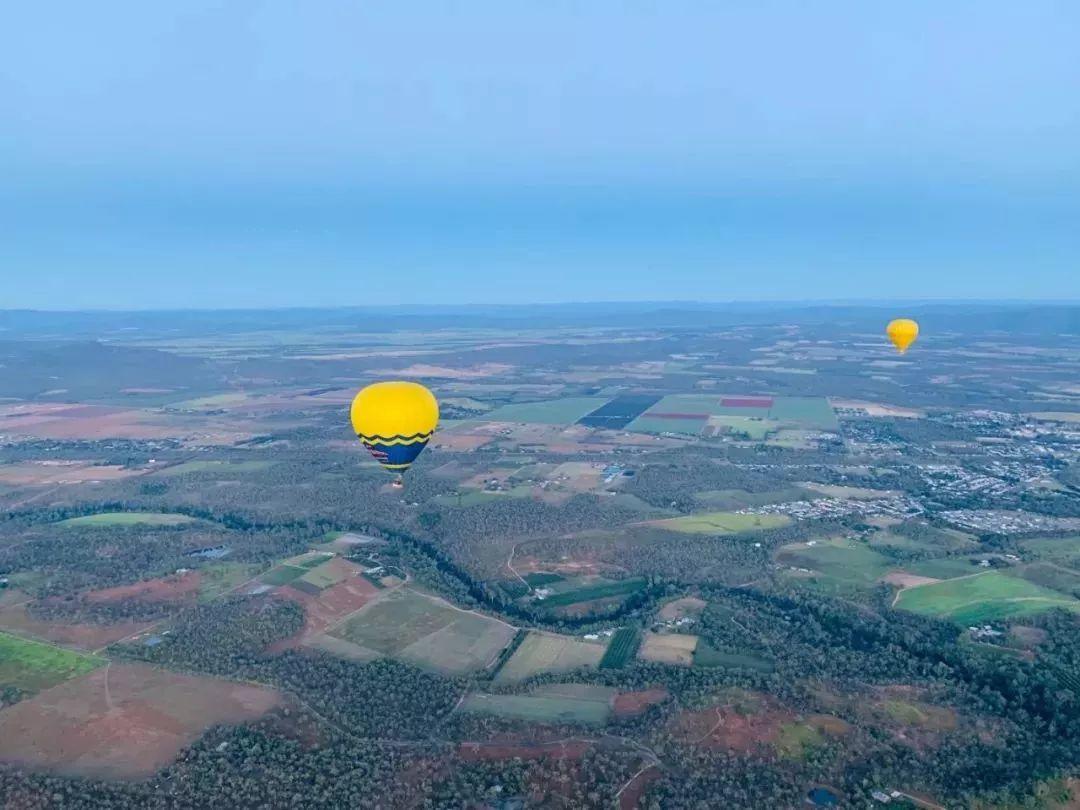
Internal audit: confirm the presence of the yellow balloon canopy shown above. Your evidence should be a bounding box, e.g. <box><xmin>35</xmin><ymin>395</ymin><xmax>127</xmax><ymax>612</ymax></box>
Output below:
<box><xmin>350</xmin><ymin>381</ymin><xmax>439</xmax><ymax>474</ymax></box>
<box><xmin>886</xmin><ymin>318</ymin><xmax>919</xmax><ymax>354</ymax></box>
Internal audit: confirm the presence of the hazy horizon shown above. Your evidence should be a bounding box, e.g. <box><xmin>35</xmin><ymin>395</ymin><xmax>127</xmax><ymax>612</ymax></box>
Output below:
<box><xmin>3</xmin><ymin>1</ymin><xmax>1078</xmax><ymax>307</ymax></box>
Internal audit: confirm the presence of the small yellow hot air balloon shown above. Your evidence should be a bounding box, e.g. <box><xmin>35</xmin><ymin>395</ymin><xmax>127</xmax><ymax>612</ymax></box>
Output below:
<box><xmin>350</xmin><ymin>381</ymin><xmax>438</xmax><ymax>483</ymax></box>
<box><xmin>886</xmin><ymin>318</ymin><xmax>919</xmax><ymax>354</ymax></box>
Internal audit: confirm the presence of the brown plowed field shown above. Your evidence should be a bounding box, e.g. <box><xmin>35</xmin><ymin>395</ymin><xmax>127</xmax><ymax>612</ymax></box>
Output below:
<box><xmin>613</xmin><ymin>688</ymin><xmax>669</xmax><ymax>717</ymax></box>
<box><xmin>0</xmin><ymin>663</ymin><xmax>281</xmax><ymax>780</ymax></box>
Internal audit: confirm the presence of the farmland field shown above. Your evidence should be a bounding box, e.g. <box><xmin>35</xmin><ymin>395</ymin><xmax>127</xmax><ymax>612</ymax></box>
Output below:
<box><xmin>776</xmin><ymin>537</ymin><xmax>893</xmax><ymax>584</ymax></box>
<box><xmin>196</xmin><ymin>562</ymin><xmax>262</xmax><ymax>602</ymax></box>
<box><xmin>649</xmin><ymin>511</ymin><xmax>791</xmax><ymax>535</ymax></box>
<box><xmin>483</xmin><ymin>397</ymin><xmax>608</xmax><ymax>425</ymax></box>
<box><xmin>460</xmin><ymin>683</ymin><xmax>616</xmax><ymax>724</ymax></box>
<box><xmin>625</xmin><ymin>413</ymin><xmax>709</xmax><ymax>435</ymax></box>
<box><xmin>260</xmin><ymin>552</ymin><xmax>336</xmax><ymax>586</ymax></box>
<box><xmin>577</xmin><ymin>395</ymin><xmax>662</xmax><ymax>430</ymax></box>
<box><xmin>692</xmin><ymin>488</ymin><xmax>807</xmax><ymax>510</ymax></box>
<box><xmin>627</xmin><ymin>394</ymin><xmax>836</xmax><ymax>432</ymax></box>
<box><xmin>0</xmin><ymin>663</ymin><xmax>280</xmax><ymax>779</ymax></box>
<box><xmin>0</xmin><ymin>632</ymin><xmax>101</xmax><ymax>696</ymax></box>
<box><xmin>495</xmin><ymin>631</ymin><xmax>607</xmax><ymax>682</ymax></box>
<box><xmin>599</xmin><ymin>627</ymin><xmax>641</xmax><ymax>669</ymax></box>
<box><xmin>1021</xmin><ymin>536</ymin><xmax>1080</xmax><ymax>568</ymax></box>
<box><xmin>705</xmin><ymin>415</ymin><xmax>777</xmax><ymax>439</ymax></box>
<box><xmin>296</xmin><ymin>557</ymin><xmax>358</xmax><ymax>591</ymax></box>
<box><xmin>1013</xmin><ymin>563</ymin><xmax>1080</xmax><ymax>597</ymax></box>
<box><xmin>894</xmin><ymin>571</ymin><xmax>1080</xmax><ymax>623</ymax></box>
<box><xmin>55</xmin><ymin>512</ymin><xmax>197</xmax><ymax>528</ymax></box>
<box><xmin>903</xmin><ymin>557</ymin><xmax>986</xmax><ymax>580</ymax></box>
<box><xmin>154</xmin><ymin>460</ymin><xmax>274</xmax><ymax>476</ymax></box>
<box><xmin>260</xmin><ymin>565</ymin><xmax>307</xmax><ymax>586</ymax></box>
<box><xmin>693</xmin><ymin>644</ymin><xmax>774</xmax><ymax>671</ymax></box>
<box><xmin>331</xmin><ymin>588</ymin><xmax>516</xmax><ymax>675</ymax></box>
<box><xmin>0</xmin><ymin>604</ymin><xmax>154</xmax><ymax>651</ymax></box>
<box><xmin>639</xmin><ymin>632</ymin><xmax>698</xmax><ymax>666</ymax></box>
<box><xmin>537</xmin><ymin>577</ymin><xmax>646</xmax><ymax>609</ymax></box>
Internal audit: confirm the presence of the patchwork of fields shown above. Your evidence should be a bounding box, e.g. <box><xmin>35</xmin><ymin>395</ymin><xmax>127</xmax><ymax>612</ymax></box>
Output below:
<box><xmin>330</xmin><ymin>588</ymin><xmax>517</xmax><ymax>676</ymax></box>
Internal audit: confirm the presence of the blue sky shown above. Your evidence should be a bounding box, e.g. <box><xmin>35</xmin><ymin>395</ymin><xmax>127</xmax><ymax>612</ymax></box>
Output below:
<box><xmin>2</xmin><ymin>1</ymin><xmax>1078</xmax><ymax>308</ymax></box>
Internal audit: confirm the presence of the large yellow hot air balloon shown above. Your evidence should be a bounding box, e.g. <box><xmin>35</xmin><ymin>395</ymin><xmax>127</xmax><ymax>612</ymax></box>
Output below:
<box><xmin>350</xmin><ymin>381</ymin><xmax>439</xmax><ymax>480</ymax></box>
<box><xmin>886</xmin><ymin>318</ymin><xmax>919</xmax><ymax>354</ymax></box>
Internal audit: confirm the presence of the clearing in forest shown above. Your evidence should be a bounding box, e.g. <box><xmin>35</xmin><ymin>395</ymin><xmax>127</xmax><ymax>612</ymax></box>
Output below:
<box><xmin>894</xmin><ymin>571</ymin><xmax>1080</xmax><ymax>623</ymax></box>
<box><xmin>55</xmin><ymin>512</ymin><xmax>197</xmax><ymax>528</ymax></box>
<box><xmin>494</xmin><ymin>631</ymin><xmax>607</xmax><ymax>683</ymax></box>
<box><xmin>460</xmin><ymin>683</ymin><xmax>616</xmax><ymax>724</ymax></box>
<box><xmin>648</xmin><ymin>511</ymin><xmax>790</xmax><ymax>535</ymax></box>
<box><xmin>638</xmin><ymin>632</ymin><xmax>698</xmax><ymax>666</ymax></box>
<box><xmin>0</xmin><ymin>663</ymin><xmax>280</xmax><ymax>779</ymax></box>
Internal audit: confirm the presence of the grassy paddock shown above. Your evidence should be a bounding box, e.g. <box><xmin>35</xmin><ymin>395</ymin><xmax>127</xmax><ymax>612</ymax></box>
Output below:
<box><xmin>0</xmin><ymin>632</ymin><xmax>101</xmax><ymax>695</ymax></box>
<box><xmin>56</xmin><ymin>512</ymin><xmax>197</xmax><ymax>528</ymax></box>
<box><xmin>650</xmin><ymin>512</ymin><xmax>791</xmax><ymax>535</ymax></box>
<box><xmin>895</xmin><ymin>571</ymin><xmax>1080</xmax><ymax>623</ymax></box>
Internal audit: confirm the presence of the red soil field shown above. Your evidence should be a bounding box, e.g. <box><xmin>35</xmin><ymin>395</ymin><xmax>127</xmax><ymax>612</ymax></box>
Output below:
<box><xmin>457</xmin><ymin>739</ymin><xmax>590</xmax><ymax>762</ymax></box>
<box><xmin>0</xmin><ymin>663</ymin><xmax>281</xmax><ymax>780</ymax></box>
<box><xmin>670</xmin><ymin>704</ymin><xmax>790</xmax><ymax>752</ymax></box>
<box><xmin>0</xmin><ymin>604</ymin><xmax>152</xmax><ymax>651</ymax></box>
<box><xmin>268</xmin><ymin>565</ymin><xmax>380</xmax><ymax>652</ymax></box>
<box><xmin>613</xmin><ymin>688</ymin><xmax>670</xmax><ymax>717</ymax></box>
<box><xmin>619</xmin><ymin>765</ymin><xmax>661</xmax><ymax>810</ymax></box>
<box><xmin>84</xmin><ymin>572</ymin><xmax>202</xmax><ymax>604</ymax></box>
<box><xmin>721</xmin><ymin>397</ymin><xmax>773</xmax><ymax>408</ymax></box>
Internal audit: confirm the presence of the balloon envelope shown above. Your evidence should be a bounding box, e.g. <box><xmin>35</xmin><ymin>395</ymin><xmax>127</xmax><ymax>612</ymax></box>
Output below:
<box><xmin>350</xmin><ymin>381</ymin><xmax>439</xmax><ymax>473</ymax></box>
<box><xmin>886</xmin><ymin>318</ymin><xmax>919</xmax><ymax>354</ymax></box>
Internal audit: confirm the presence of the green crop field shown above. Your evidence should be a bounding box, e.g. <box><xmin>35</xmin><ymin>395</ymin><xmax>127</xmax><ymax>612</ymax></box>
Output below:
<box><xmin>895</xmin><ymin>571</ymin><xmax>1080</xmax><ymax>623</ymax></box>
<box><xmin>766</xmin><ymin>397</ymin><xmax>838</xmax><ymax>430</ymax></box>
<box><xmin>460</xmin><ymin>684</ymin><xmax>615</xmax><ymax>724</ymax></box>
<box><xmin>651</xmin><ymin>512</ymin><xmax>791</xmax><ymax>535</ymax></box>
<box><xmin>776</xmin><ymin>537</ymin><xmax>893</xmax><ymax>584</ymax></box>
<box><xmin>56</xmin><ymin>512</ymin><xmax>197</xmax><ymax>528</ymax></box>
<box><xmin>435</xmin><ymin>487</ymin><xmax>534</xmax><ymax>507</ymax></box>
<box><xmin>331</xmin><ymin>588</ymin><xmax>517</xmax><ymax>675</ymax></box>
<box><xmin>538</xmin><ymin>578</ymin><xmax>646</xmax><ymax>609</ymax></box>
<box><xmin>692</xmin><ymin>644</ymin><xmax>774</xmax><ymax>671</ymax></box>
<box><xmin>623</xmin><ymin>414</ymin><xmax>708</xmax><ymax>435</ymax></box>
<box><xmin>1011</xmin><ymin>563</ymin><xmax>1080</xmax><ymax>597</ymax></box>
<box><xmin>1021</xmin><ymin>536</ymin><xmax>1080</xmax><ymax>568</ymax></box>
<box><xmin>627</xmin><ymin>394</ymin><xmax>836</xmax><ymax>433</ymax></box>
<box><xmin>0</xmin><ymin>632</ymin><xmax>101</xmax><ymax>696</ymax></box>
<box><xmin>904</xmin><ymin>557</ymin><xmax>985</xmax><ymax>579</ymax></box>
<box><xmin>599</xmin><ymin>627</ymin><xmax>641</xmax><ymax>669</ymax></box>
<box><xmin>495</xmin><ymin>631</ymin><xmax>607</xmax><ymax>683</ymax></box>
<box><xmin>197</xmin><ymin>563</ymin><xmax>262</xmax><ymax>601</ymax></box>
<box><xmin>483</xmin><ymin>397</ymin><xmax>609</xmax><ymax>425</ymax></box>
<box><xmin>260</xmin><ymin>565</ymin><xmax>306</xmax><ymax>586</ymax></box>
